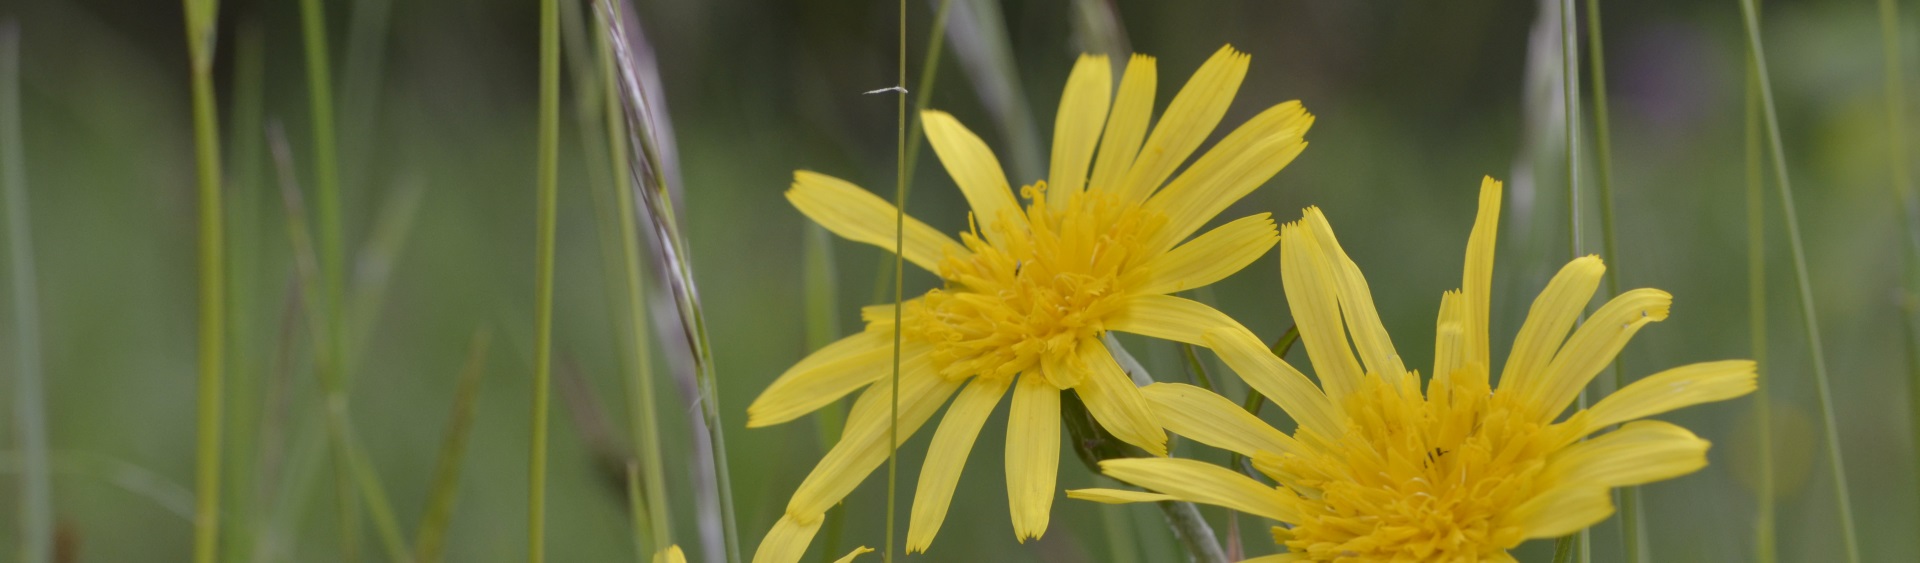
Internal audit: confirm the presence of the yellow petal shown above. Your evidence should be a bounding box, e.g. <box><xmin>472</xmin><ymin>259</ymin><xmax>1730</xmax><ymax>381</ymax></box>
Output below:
<box><xmin>1545</xmin><ymin>420</ymin><xmax>1710</xmax><ymax>488</ymax></box>
<box><xmin>1431</xmin><ymin>290</ymin><xmax>1465</xmax><ymax>388</ymax></box>
<box><xmin>749</xmin><ymin>331</ymin><xmax>899</xmax><ymax>427</ymax></box>
<box><xmin>1132</xmin><ymin>213</ymin><xmax>1279</xmax><ymax>296</ymax></box>
<box><xmin>1075</xmin><ymin>341</ymin><xmax>1168</xmax><ymax>456</ymax></box>
<box><xmin>1202</xmin><ymin>328</ymin><xmax>1343</xmax><ymax>437</ymax></box>
<box><xmin>1279</xmin><ymin>220</ymin><xmax>1363</xmax><ymax>403</ymax></box>
<box><xmin>787</xmin><ymin>171</ymin><xmax>965</xmax><ymax>273</ymax></box>
<box><xmin>1106</xmin><ymin>293</ymin><xmax>1249</xmax><ymax>346</ymax></box>
<box><xmin>1141</xmin><ymin>382</ymin><xmax>1299</xmax><ymax>458</ymax></box>
<box><xmin>785</xmin><ymin>353</ymin><xmax>963</xmax><ymax>516</ymax></box>
<box><xmin>1301</xmin><ymin>207</ymin><xmax>1404</xmax><ymax>378</ymax></box>
<box><xmin>1064</xmin><ymin>487</ymin><xmax>1176</xmax><ymax>504</ymax></box>
<box><xmin>1144</xmin><ymin>101</ymin><xmax>1312</xmax><ymax>254</ymax></box>
<box><xmin>1006</xmin><ymin>374</ymin><xmax>1061</xmax><ymax>541</ymax></box>
<box><xmin>921</xmin><ymin>110</ymin><xmax>1023</xmax><ymax>246</ymax></box>
<box><xmin>1497</xmin><ymin>256</ymin><xmax>1604</xmax><ymax>397</ymax></box>
<box><xmin>1528</xmin><ymin>288</ymin><xmax>1672</xmax><ymax>420</ymax></box>
<box><xmin>751</xmin><ymin>515</ymin><xmax>822</xmax><ymax>563</ymax></box>
<box><xmin>1508</xmin><ymin>485</ymin><xmax>1612</xmax><ymax>540</ymax></box>
<box><xmin>1099</xmin><ymin>457</ymin><xmax>1297</xmax><ymax>522</ymax></box>
<box><xmin>654</xmin><ymin>545</ymin><xmax>687</xmax><ymax>563</ymax></box>
<box><xmin>1089</xmin><ymin>55</ymin><xmax>1156</xmax><ymax>193</ymax></box>
<box><xmin>1461</xmin><ymin>176</ymin><xmax>1503</xmax><ymax>372</ymax></box>
<box><xmin>906</xmin><ymin>376</ymin><xmax>1010</xmax><ymax>553</ymax></box>
<box><xmin>831</xmin><ymin>547</ymin><xmax>875</xmax><ymax>563</ymax></box>
<box><xmin>1238</xmin><ymin>555</ymin><xmax>1308</xmax><ymax>563</ymax></box>
<box><xmin>1584</xmin><ymin>360</ymin><xmax>1758</xmax><ymax>430</ymax></box>
<box><xmin>1048</xmin><ymin>54</ymin><xmax>1113</xmax><ymax>207</ymax></box>
<box><xmin>1112</xmin><ymin>45</ymin><xmax>1250</xmax><ymax>202</ymax></box>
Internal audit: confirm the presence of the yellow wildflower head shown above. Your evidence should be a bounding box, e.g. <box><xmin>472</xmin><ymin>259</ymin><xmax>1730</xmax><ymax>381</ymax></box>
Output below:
<box><xmin>749</xmin><ymin>45</ymin><xmax>1313</xmax><ymax>562</ymax></box>
<box><xmin>1070</xmin><ymin>177</ymin><xmax>1756</xmax><ymax>562</ymax></box>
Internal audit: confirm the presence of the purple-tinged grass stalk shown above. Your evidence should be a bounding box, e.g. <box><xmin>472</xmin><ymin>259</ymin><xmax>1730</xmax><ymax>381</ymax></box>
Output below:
<box><xmin>1735</xmin><ymin>0</ymin><xmax>1860</xmax><ymax>560</ymax></box>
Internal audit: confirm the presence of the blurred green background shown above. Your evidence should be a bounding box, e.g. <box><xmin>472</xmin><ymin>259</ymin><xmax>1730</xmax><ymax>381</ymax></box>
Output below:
<box><xmin>1</xmin><ymin>0</ymin><xmax>1916</xmax><ymax>561</ymax></box>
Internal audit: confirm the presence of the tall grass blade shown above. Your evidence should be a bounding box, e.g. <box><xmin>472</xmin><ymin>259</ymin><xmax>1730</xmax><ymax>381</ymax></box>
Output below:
<box><xmin>338</xmin><ymin>0</ymin><xmax>394</xmax><ymax>193</ymax></box>
<box><xmin>221</xmin><ymin>19</ymin><xmax>270</xmax><ymax>563</ymax></box>
<box><xmin>180</xmin><ymin>0</ymin><xmax>230</xmax><ymax>559</ymax></box>
<box><xmin>1735</xmin><ymin>1</ymin><xmax>1860</xmax><ymax>560</ymax></box>
<box><xmin>1876</xmin><ymin>0</ymin><xmax>1920</xmax><ymax>539</ymax></box>
<box><xmin>886</xmin><ymin>0</ymin><xmax>907</xmax><ymax>559</ymax></box>
<box><xmin>600</xmin><ymin>3</ymin><xmax>740</xmax><ymax>561</ymax></box>
<box><xmin>1744</xmin><ymin>61</ymin><xmax>1777</xmax><ymax>563</ymax></box>
<box><xmin>1</xmin><ymin>21</ymin><xmax>52</xmax><ymax>563</ymax></box>
<box><xmin>530</xmin><ymin>0</ymin><xmax>561</xmax><ymax>557</ymax></box>
<box><xmin>1068</xmin><ymin>0</ymin><xmax>1130</xmax><ymax>58</ymax></box>
<box><xmin>943</xmin><ymin>0</ymin><xmax>1043</xmax><ymax>181</ymax></box>
<box><xmin>414</xmin><ymin>329</ymin><xmax>492</xmax><ymax>563</ymax></box>
<box><xmin>345</xmin><ymin>180</ymin><xmax>426</xmax><ymax>371</ymax></box>
<box><xmin>801</xmin><ymin>221</ymin><xmax>852</xmax><ymax>562</ymax></box>
<box><xmin>867</xmin><ymin>0</ymin><xmax>953</xmax><ymax>306</ymax></box>
<box><xmin>1553</xmin><ymin>0</ymin><xmax>1588</xmax><ymax>557</ymax></box>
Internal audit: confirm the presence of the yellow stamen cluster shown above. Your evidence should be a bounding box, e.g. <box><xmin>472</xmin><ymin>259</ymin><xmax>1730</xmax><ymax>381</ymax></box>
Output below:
<box><xmin>1266</xmin><ymin>370</ymin><xmax>1583</xmax><ymax>562</ymax></box>
<box><xmin>899</xmin><ymin>183</ymin><xmax>1165</xmax><ymax>385</ymax></box>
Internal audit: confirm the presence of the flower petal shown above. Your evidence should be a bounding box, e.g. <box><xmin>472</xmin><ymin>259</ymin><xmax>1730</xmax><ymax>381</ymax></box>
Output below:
<box><xmin>1545</xmin><ymin>420</ymin><xmax>1710</xmax><ymax>488</ymax></box>
<box><xmin>1144</xmin><ymin>101</ymin><xmax>1312</xmax><ymax>253</ymax></box>
<box><xmin>784</xmin><ymin>352</ymin><xmax>963</xmax><ymax>517</ymax></box>
<box><xmin>1202</xmin><ymin>328</ymin><xmax>1344</xmax><ymax>438</ymax></box>
<box><xmin>787</xmin><ymin>171</ymin><xmax>965</xmax><ymax>273</ymax></box>
<box><xmin>1430</xmin><ymin>290</ymin><xmax>1465</xmax><ymax>388</ymax></box>
<box><xmin>1089</xmin><ymin>55</ymin><xmax>1156</xmax><ymax>193</ymax></box>
<box><xmin>1583</xmin><ymin>360</ymin><xmax>1757</xmax><ymax>431</ymax></box>
<box><xmin>1141</xmin><ymin>382</ymin><xmax>1300</xmax><ymax>458</ymax></box>
<box><xmin>654</xmin><ymin>545</ymin><xmax>687</xmax><ymax>563</ymax></box>
<box><xmin>1279</xmin><ymin>220</ymin><xmax>1363</xmax><ymax>403</ymax></box>
<box><xmin>1237</xmin><ymin>555</ymin><xmax>1308</xmax><ymax>563</ymax></box>
<box><xmin>1006</xmin><ymin>374</ymin><xmax>1062</xmax><ymax>541</ymax></box>
<box><xmin>748</xmin><ymin>331</ymin><xmax>900</xmax><ymax>428</ymax></box>
<box><xmin>1099</xmin><ymin>457</ymin><xmax>1297</xmax><ymax>523</ymax></box>
<box><xmin>1508</xmin><ymin>486</ymin><xmax>1612</xmax><ymax>540</ymax></box>
<box><xmin>1461</xmin><ymin>177</ymin><xmax>1503</xmax><ymax>374</ymax></box>
<box><xmin>1075</xmin><ymin>341</ymin><xmax>1168</xmax><ymax>456</ymax></box>
<box><xmin>1497</xmin><ymin>256</ymin><xmax>1604</xmax><ymax>396</ymax></box>
<box><xmin>1528</xmin><ymin>288</ymin><xmax>1673</xmax><ymax>421</ymax></box>
<box><xmin>831</xmin><ymin>547</ymin><xmax>875</xmax><ymax>563</ymax></box>
<box><xmin>922</xmin><ymin>110</ymin><xmax>1024</xmax><ymax>246</ymax></box>
<box><xmin>906</xmin><ymin>376</ymin><xmax>1010</xmax><ymax>553</ymax></box>
<box><xmin>1132</xmin><ymin>213</ymin><xmax>1278</xmax><ymax>296</ymax></box>
<box><xmin>1064</xmin><ymin>487</ymin><xmax>1176</xmax><ymax>504</ymax></box>
<box><xmin>1048</xmin><ymin>54</ymin><xmax>1113</xmax><ymax>207</ymax></box>
<box><xmin>1112</xmin><ymin>45</ymin><xmax>1250</xmax><ymax>202</ymax></box>
<box><xmin>1301</xmin><ymin>207</ymin><xmax>1405</xmax><ymax>379</ymax></box>
<box><xmin>751</xmin><ymin>515</ymin><xmax>822</xmax><ymax>563</ymax></box>
<box><xmin>1106</xmin><ymin>293</ymin><xmax>1249</xmax><ymax>346</ymax></box>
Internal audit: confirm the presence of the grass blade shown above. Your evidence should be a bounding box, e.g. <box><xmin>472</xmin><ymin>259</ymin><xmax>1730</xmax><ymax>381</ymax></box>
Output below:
<box><xmin>530</xmin><ymin>0</ymin><xmax>561</xmax><ymax>557</ymax></box>
<box><xmin>600</xmin><ymin>3</ymin><xmax>740</xmax><ymax>560</ymax></box>
<box><xmin>866</xmin><ymin>0</ymin><xmax>953</xmax><ymax>305</ymax></box>
<box><xmin>1734</xmin><ymin>1</ymin><xmax>1860</xmax><ymax>560</ymax></box>
<box><xmin>221</xmin><ymin>18</ymin><xmax>270</xmax><ymax>563</ymax></box>
<box><xmin>1744</xmin><ymin>60</ymin><xmax>1777</xmax><ymax>563</ymax></box>
<box><xmin>180</xmin><ymin>0</ymin><xmax>229</xmax><ymax>559</ymax></box>
<box><xmin>802</xmin><ymin>221</ymin><xmax>852</xmax><ymax>563</ymax></box>
<box><xmin>414</xmin><ymin>329</ymin><xmax>492</xmax><ymax>563</ymax></box>
<box><xmin>1876</xmin><ymin>0</ymin><xmax>1920</xmax><ymax>543</ymax></box>
<box><xmin>886</xmin><ymin>0</ymin><xmax>906</xmax><ymax>560</ymax></box>
<box><xmin>1552</xmin><ymin>0</ymin><xmax>1588</xmax><ymax>557</ymax></box>
<box><xmin>943</xmin><ymin>0</ymin><xmax>1043</xmax><ymax>181</ymax></box>
<box><xmin>1</xmin><ymin>21</ymin><xmax>52</xmax><ymax>563</ymax></box>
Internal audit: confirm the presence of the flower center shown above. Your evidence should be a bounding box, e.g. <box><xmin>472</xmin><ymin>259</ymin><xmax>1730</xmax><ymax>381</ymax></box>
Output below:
<box><xmin>1265</xmin><ymin>371</ymin><xmax>1581</xmax><ymax>561</ymax></box>
<box><xmin>897</xmin><ymin>184</ymin><xmax>1165</xmax><ymax>385</ymax></box>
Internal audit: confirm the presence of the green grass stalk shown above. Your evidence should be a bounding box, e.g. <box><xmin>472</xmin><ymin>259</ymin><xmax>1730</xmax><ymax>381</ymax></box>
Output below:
<box><xmin>220</xmin><ymin>19</ymin><xmax>269</xmax><ymax>563</ymax></box>
<box><xmin>1876</xmin><ymin>0</ymin><xmax>1920</xmax><ymax>539</ymax></box>
<box><xmin>530</xmin><ymin>0</ymin><xmax>561</xmax><ymax>557</ymax></box>
<box><xmin>886</xmin><ymin>0</ymin><xmax>907</xmax><ymax>559</ymax></box>
<box><xmin>1580</xmin><ymin>2</ymin><xmax>1644</xmax><ymax>560</ymax></box>
<box><xmin>868</xmin><ymin>0</ymin><xmax>953</xmax><ymax>306</ymax></box>
<box><xmin>414</xmin><ymin>329</ymin><xmax>492</xmax><ymax>563</ymax></box>
<box><xmin>1734</xmin><ymin>0</ymin><xmax>1860</xmax><ymax>560</ymax></box>
<box><xmin>802</xmin><ymin>221</ymin><xmax>851</xmax><ymax>563</ymax></box>
<box><xmin>181</xmin><ymin>0</ymin><xmax>228</xmax><ymax>559</ymax></box>
<box><xmin>1</xmin><ymin>22</ymin><xmax>51</xmax><ymax>563</ymax></box>
<box><xmin>1744</xmin><ymin>61</ymin><xmax>1777</xmax><ymax>563</ymax></box>
<box><xmin>1553</xmin><ymin>0</ymin><xmax>1588</xmax><ymax>557</ymax></box>
<box><xmin>599</xmin><ymin>4</ymin><xmax>674</xmax><ymax>554</ymax></box>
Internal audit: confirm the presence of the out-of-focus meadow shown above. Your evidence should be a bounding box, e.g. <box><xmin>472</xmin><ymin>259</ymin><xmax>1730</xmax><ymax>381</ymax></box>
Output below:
<box><xmin>0</xmin><ymin>0</ymin><xmax>1915</xmax><ymax>561</ymax></box>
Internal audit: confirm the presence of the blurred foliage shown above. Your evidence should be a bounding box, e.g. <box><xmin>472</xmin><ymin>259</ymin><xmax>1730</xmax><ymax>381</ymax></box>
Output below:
<box><xmin>0</xmin><ymin>0</ymin><xmax>1916</xmax><ymax>561</ymax></box>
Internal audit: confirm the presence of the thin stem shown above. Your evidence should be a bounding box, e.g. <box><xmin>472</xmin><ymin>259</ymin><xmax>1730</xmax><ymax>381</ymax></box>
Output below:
<box><xmin>1555</xmin><ymin>0</ymin><xmax>1589</xmax><ymax>557</ymax></box>
<box><xmin>529</xmin><ymin>0</ymin><xmax>561</xmax><ymax>557</ymax></box>
<box><xmin>802</xmin><ymin>222</ymin><xmax>849</xmax><ymax>563</ymax></box>
<box><xmin>181</xmin><ymin>0</ymin><xmax>228</xmax><ymax>560</ymax></box>
<box><xmin>221</xmin><ymin>19</ymin><xmax>269</xmax><ymax>563</ymax></box>
<box><xmin>1062</xmin><ymin>390</ymin><xmax>1226</xmax><ymax>563</ymax></box>
<box><xmin>598</xmin><ymin>2</ymin><xmax>673</xmax><ymax>556</ymax></box>
<box><xmin>414</xmin><ymin>330</ymin><xmax>492</xmax><ymax>563</ymax></box>
<box><xmin>1876</xmin><ymin>0</ymin><xmax>1920</xmax><ymax>546</ymax></box>
<box><xmin>1</xmin><ymin>22</ymin><xmax>52</xmax><ymax>563</ymax></box>
<box><xmin>885</xmin><ymin>0</ymin><xmax>907</xmax><ymax>559</ymax></box>
<box><xmin>869</xmin><ymin>0</ymin><xmax>954</xmax><ymax>307</ymax></box>
<box><xmin>1735</xmin><ymin>1</ymin><xmax>1860</xmax><ymax>560</ymax></box>
<box><xmin>1744</xmin><ymin>60</ymin><xmax>1777</xmax><ymax>563</ymax></box>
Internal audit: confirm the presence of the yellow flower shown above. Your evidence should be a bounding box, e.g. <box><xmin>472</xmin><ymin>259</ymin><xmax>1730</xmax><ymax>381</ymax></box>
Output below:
<box><xmin>1069</xmin><ymin>177</ymin><xmax>1757</xmax><ymax>562</ymax></box>
<box><xmin>750</xmin><ymin>45</ymin><xmax>1313</xmax><ymax>562</ymax></box>
<box><xmin>662</xmin><ymin>545</ymin><xmax>870</xmax><ymax>563</ymax></box>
